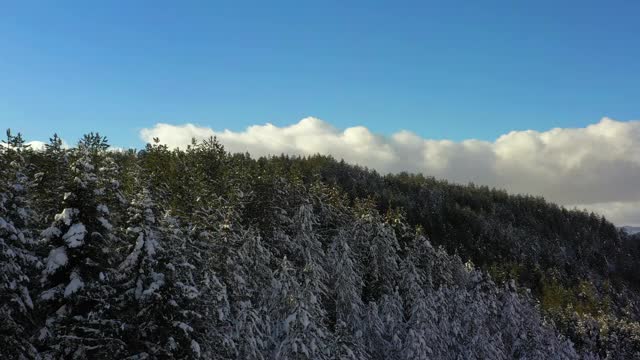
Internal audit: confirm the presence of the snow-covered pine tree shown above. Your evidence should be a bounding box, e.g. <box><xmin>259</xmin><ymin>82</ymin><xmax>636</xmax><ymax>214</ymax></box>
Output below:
<box><xmin>116</xmin><ymin>186</ymin><xmax>222</xmax><ymax>358</ymax></box>
<box><xmin>397</xmin><ymin>257</ymin><xmax>426</xmax><ymax>319</ymax></box>
<box><xmin>361</xmin><ymin>302</ymin><xmax>385</xmax><ymax>360</ymax></box>
<box><xmin>328</xmin><ymin>229</ymin><xmax>365</xmax><ymax>345</ymax></box>
<box><xmin>270</xmin><ymin>257</ymin><xmax>331</xmax><ymax>360</ymax></box>
<box><xmin>226</xmin><ymin>229</ymin><xmax>274</xmax><ymax>359</ymax></box>
<box><xmin>0</xmin><ymin>130</ymin><xmax>41</xmax><ymax>359</ymax></box>
<box><xmin>330</xmin><ymin>320</ymin><xmax>369</xmax><ymax>360</ymax></box>
<box><xmin>187</xmin><ymin>196</ymin><xmax>243</xmax><ymax>358</ymax></box>
<box><xmin>493</xmin><ymin>279</ymin><xmax>579</xmax><ymax>359</ymax></box>
<box><xmin>352</xmin><ymin>201</ymin><xmax>401</xmax><ymax>302</ymax></box>
<box><xmin>97</xmin><ymin>150</ymin><xmax>127</xmax><ymax>228</ymax></box>
<box><xmin>401</xmin><ymin>296</ymin><xmax>437</xmax><ymax>360</ymax></box>
<box><xmin>378</xmin><ymin>290</ymin><xmax>405</xmax><ymax>360</ymax></box>
<box><xmin>37</xmin><ymin>134</ymin><xmax>127</xmax><ymax>358</ymax></box>
<box><xmin>171</xmin><ymin>136</ymin><xmax>227</xmax><ymax>217</ymax></box>
<box><xmin>32</xmin><ymin>133</ymin><xmax>69</xmax><ymax>226</ymax></box>
<box><xmin>138</xmin><ymin>138</ymin><xmax>175</xmax><ymax>211</ymax></box>
<box><xmin>232</xmin><ymin>299</ymin><xmax>270</xmax><ymax>360</ymax></box>
<box><xmin>117</xmin><ymin>187</ymin><xmax>167</xmax><ymax>356</ymax></box>
<box><xmin>232</xmin><ymin>230</ymin><xmax>274</xmax><ymax>304</ymax></box>
<box><xmin>290</xmin><ymin>202</ymin><xmax>328</xmax><ymax>295</ymax></box>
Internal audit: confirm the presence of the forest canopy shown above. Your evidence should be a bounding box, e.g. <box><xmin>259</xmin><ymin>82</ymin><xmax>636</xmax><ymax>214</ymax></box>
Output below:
<box><xmin>2</xmin><ymin>130</ymin><xmax>640</xmax><ymax>359</ymax></box>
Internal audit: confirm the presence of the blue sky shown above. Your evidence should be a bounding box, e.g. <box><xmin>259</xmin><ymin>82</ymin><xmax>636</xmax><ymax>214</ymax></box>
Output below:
<box><xmin>1</xmin><ymin>0</ymin><xmax>639</xmax><ymax>147</ymax></box>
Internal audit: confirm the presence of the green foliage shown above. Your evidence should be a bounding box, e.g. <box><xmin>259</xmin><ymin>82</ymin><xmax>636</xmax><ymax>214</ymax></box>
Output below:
<box><xmin>5</xmin><ymin>130</ymin><xmax>640</xmax><ymax>358</ymax></box>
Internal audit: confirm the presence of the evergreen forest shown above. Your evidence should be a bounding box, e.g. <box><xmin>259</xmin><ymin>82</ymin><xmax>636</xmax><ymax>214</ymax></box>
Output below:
<box><xmin>2</xmin><ymin>130</ymin><xmax>640</xmax><ymax>359</ymax></box>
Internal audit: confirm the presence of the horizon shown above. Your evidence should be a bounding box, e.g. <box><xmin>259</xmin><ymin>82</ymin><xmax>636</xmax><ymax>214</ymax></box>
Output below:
<box><xmin>8</xmin><ymin>115</ymin><xmax>640</xmax><ymax>227</ymax></box>
<box><xmin>2</xmin><ymin>1</ymin><xmax>639</xmax><ymax>225</ymax></box>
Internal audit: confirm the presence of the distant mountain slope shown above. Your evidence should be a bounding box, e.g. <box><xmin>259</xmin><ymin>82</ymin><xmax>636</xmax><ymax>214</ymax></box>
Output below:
<box><xmin>256</xmin><ymin>154</ymin><xmax>640</xmax><ymax>356</ymax></box>
<box><xmin>622</xmin><ymin>226</ymin><xmax>640</xmax><ymax>235</ymax></box>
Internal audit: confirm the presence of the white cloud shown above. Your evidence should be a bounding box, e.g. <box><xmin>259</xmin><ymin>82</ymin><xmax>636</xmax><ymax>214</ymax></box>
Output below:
<box><xmin>1</xmin><ymin>140</ymin><xmax>52</xmax><ymax>150</ymax></box>
<box><xmin>26</xmin><ymin>141</ymin><xmax>48</xmax><ymax>150</ymax></box>
<box><xmin>140</xmin><ymin>117</ymin><xmax>640</xmax><ymax>226</ymax></box>
<box><xmin>571</xmin><ymin>201</ymin><xmax>640</xmax><ymax>227</ymax></box>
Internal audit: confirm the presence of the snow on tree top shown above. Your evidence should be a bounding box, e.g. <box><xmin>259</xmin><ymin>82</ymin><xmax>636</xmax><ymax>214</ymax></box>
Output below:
<box><xmin>96</xmin><ymin>204</ymin><xmax>110</xmax><ymax>215</ymax></box>
<box><xmin>44</xmin><ymin>246</ymin><xmax>68</xmax><ymax>275</ymax></box>
<box><xmin>191</xmin><ymin>340</ymin><xmax>201</xmax><ymax>358</ymax></box>
<box><xmin>63</xmin><ymin>272</ymin><xmax>84</xmax><ymax>298</ymax></box>
<box><xmin>41</xmin><ymin>226</ymin><xmax>61</xmax><ymax>240</ymax></box>
<box><xmin>0</xmin><ymin>217</ymin><xmax>16</xmax><ymax>233</ymax></box>
<box><xmin>54</xmin><ymin>208</ymin><xmax>78</xmax><ymax>226</ymax></box>
<box><xmin>62</xmin><ymin>223</ymin><xmax>87</xmax><ymax>248</ymax></box>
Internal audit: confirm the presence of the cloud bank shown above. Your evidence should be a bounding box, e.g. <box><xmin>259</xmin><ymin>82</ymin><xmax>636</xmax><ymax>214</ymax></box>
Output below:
<box><xmin>140</xmin><ymin>117</ymin><xmax>640</xmax><ymax>226</ymax></box>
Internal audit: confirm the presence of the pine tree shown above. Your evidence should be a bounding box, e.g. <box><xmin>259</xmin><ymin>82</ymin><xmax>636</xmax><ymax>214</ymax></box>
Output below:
<box><xmin>270</xmin><ymin>257</ymin><xmax>331</xmax><ymax>360</ymax></box>
<box><xmin>361</xmin><ymin>302</ymin><xmax>385</xmax><ymax>360</ymax></box>
<box><xmin>0</xmin><ymin>130</ymin><xmax>41</xmax><ymax>359</ymax></box>
<box><xmin>233</xmin><ymin>300</ymin><xmax>270</xmax><ymax>360</ymax></box>
<box><xmin>37</xmin><ymin>136</ymin><xmax>126</xmax><ymax>358</ymax></box>
<box><xmin>378</xmin><ymin>290</ymin><xmax>405</xmax><ymax>360</ymax></box>
<box><xmin>32</xmin><ymin>133</ymin><xmax>68</xmax><ymax>225</ymax></box>
<box><xmin>290</xmin><ymin>202</ymin><xmax>328</xmax><ymax>296</ymax></box>
<box><xmin>122</xmin><ymin>203</ymin><xmax>231</xmax><ymax>359</ymax></box>
<box><xmin>330</xmin><ymin>320</ymin><xmax>369</xmax><ymax>360</ymax></box>
<box><xmin>402</xmin><ymin>297</ymin><xmax>436</xmax><ymax>360</ymax></box>
<box><xmin>397</xmin><ymin>258</ymin><xmax>425</xmax><ymax>318</ymax></box>
<box><xmin>227</xmin><ymin>230</ymin><xmax>273</xmax><ymax>359</ymax></box>
<box><xmin>328</xmin><ymin>229</ymin><xmax>365</xmax><ymax>343</ymax></box>
<box><xmin>117</xmin><ymin>187</ymin><xmax>168</xmax><ymax>356</ymax></box>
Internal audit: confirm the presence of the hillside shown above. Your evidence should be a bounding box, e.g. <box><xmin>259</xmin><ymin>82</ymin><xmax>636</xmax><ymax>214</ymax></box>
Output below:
<box><xmin>623</xmin><ymin>226</ymin><xmax>640</xmax><ymax>235</ymax></box>
<box><xmin>2</xmin><ymin>132</ymin><xmax>639</xmax><ymax>359</ymax></box>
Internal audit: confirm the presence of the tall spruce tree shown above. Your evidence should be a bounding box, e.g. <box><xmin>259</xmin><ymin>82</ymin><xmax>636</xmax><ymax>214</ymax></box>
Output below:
<box><xmin>37</xmin><ymin>134</ymin><xmax>126</xmax><ymax>358</ymax></box>
<box><xmin>328</xmin><ymin>229</ymin><xmax>365</xmax><ymax>343</ymax></box>
<box><xmin>0</xmin><ymin>130</ymin><xmax>41</xmax><ymax>359</ymax></box>
<box><xmin>270</xmin><ymin>257</ymin><xmax>331</xmax><ymax>360</ymax></box>
<box><xmin>32</xmin><ymin>133</ymin><xmax>68</xmax><ymax>226</ymax></box>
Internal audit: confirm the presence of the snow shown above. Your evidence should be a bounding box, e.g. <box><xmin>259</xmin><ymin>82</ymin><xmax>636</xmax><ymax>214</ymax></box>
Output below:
<box><xmin>120</xmin><ymin>233</ymin><xmax>144</xmax><ymax>270</ymax></box>
<box><xmin>44</xmin><ymin>246</ymin><xmax>68</xmax><ymax>275</ymax></box>
<box><xmin>37</xmin><ymin>327</ymin><xmax>51</xmax><ymax>342</ymax></box>
<box><xmin>12</xmin><ymin>183</ymin><xmax>25</xmax><ymax>192</ymax></box>
<box><xmin>135</xmin><ymin>279</ymin><xmax>144</xmax><ymax>300</ymax></box>
<box><xmin>39</xmin><ymin>285</ymin><xmax>62</xmax><ymax>301</ymax></box>
<box><xmin>191</xmin><ymin>340</ymin><xmax>201</xmax><ymax>358</ymax></box>
<box><xmin>0</xmin><ymin>217</ymin><xmax>12</xmax><ymax>232</ymax></box>
<box><xmin>140</xmin><ymin>272</ymin><xmax>165</xmax><ymax>299</ymax></box>
<box><xmin>168</xmin><ymin>337</ymin><xmax>177</xmax><ymax>351</ymax></box>
<box><xmin>62</xmin><ymin>223</ymin><xmax>87</xmax><ymax>248</ymax></box>
<box><xmin>22</xmin><ymin>287</ymin><xmax>33</xmax><ymax>309</ymax></box>
<box><xmin>41</xmin><ymin>226</ymin><xmax>61</xmax><ymax>240</ymax></box>
<box><xmin>54</xmin><ymin>208</ymin><xmax>77</xmax><ymax>226</ymax></box>
<box><xmin>145</xmin><ymin>235</ymin><xmax>158</xmax><ymax>256</ymax></box>
<box><xmin>98</xmin><ymin>216</ymin><xmax>113</xmax><ymax>230</ymax></box>
<box><xmin>284</xmin><ymin>313</ymin><xmax>297</xmax><ymax>333</ymax></box>
<box><xmin>180</xmin><ymin>261</ymin><xmax>196</xmax><ymax>270</ymax></box>
<box><xmin>96</xmin><ymin>204</ymin><xmax>110</xmax><ymax>215</ymax></box>
<box><xmin>64</xmin><ymin>272</ymin><xmax>84</xmax><ymax>297</ymax></box>
<box><xmin>174</xmin><ymin>321</ymin><xmax>194</xmax><ymax>333</ymax></box>
<box><xmin>177</xmin><ymin>282</ymin><xmax>200</xmax><ymax>299</ymax></box>
<box><xmin>77</xmin><ymin>159</ymin><xmax>94</xmax><ymax>171</ymax></box>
